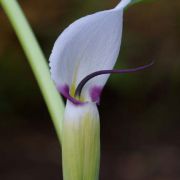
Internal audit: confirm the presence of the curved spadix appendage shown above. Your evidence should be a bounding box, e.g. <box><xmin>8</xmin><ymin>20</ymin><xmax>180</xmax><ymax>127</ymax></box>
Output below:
<box><xmin>58</xmin><ymin>61</ymin><xmax>154</xmax><ymax>105</ymax></box>
<box><xmin>75</xmin><ymin>61</ymin><xmax>154</xmax><ymax>98</ymax></box>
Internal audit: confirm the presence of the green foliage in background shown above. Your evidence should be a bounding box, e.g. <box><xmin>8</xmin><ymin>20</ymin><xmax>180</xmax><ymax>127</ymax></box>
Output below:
<box><xmin>129</xmin><ymin>0</ymin><xmax>155</xmax><ymax>6</ymax></box>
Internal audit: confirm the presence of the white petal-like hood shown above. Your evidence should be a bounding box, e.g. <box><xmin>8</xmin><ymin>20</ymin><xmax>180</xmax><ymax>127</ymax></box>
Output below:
<box><xmin>49</xmin><ymin>0</ymin><xmax>131</xmax><ymax>102</ymax></box>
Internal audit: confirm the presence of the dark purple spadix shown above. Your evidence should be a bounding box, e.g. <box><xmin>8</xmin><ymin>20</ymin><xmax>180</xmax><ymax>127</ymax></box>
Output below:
<box><xmin>75</xmin><ymin>61</ymin><xmax>154</xmax><ymax>97</ymax></box>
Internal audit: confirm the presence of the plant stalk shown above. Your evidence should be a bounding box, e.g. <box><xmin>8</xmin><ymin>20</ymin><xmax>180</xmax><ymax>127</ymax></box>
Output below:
<box><xmin>0</xmin><ymin>0</ymin><xmax>64</xmax><ymax>142</ymax></box>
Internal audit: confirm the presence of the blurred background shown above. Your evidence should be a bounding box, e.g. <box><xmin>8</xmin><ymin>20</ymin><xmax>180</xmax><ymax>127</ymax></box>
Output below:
<box><xmin>0</xmin><ymin>0</ymin><xmax>180</xmax><ymax>179</ymax></box>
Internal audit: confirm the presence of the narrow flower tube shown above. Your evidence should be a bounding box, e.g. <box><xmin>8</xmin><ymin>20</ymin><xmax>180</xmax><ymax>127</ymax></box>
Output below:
<box><xmin>62</xmin><ymin>101</ymin><xmax>100</xmax><ymax>180</ymax></box>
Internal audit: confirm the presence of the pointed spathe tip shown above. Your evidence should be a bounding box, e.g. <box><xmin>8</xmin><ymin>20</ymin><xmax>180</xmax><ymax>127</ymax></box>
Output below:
<box><xmin>115</xmin><ymin>0</ymin><xmax>132</xmax><ymax>10</ymax></box>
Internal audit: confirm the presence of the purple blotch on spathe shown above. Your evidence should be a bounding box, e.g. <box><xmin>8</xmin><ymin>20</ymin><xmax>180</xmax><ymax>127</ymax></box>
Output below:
<box><xmin>90</xmin><ymin>86</ymin><xmax>102</xmax><ymax>104</ymax></box>
<box><xmin>57</xmin><ymin>84</ymin><xmax>85</xmax><ymax>106</ymax></box>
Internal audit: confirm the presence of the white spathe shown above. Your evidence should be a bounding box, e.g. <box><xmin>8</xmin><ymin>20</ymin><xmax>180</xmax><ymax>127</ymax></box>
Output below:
<box><xmin>49</xmin><ymin>0</ymin><xmax>131</xmax><ymax>101</ymax></box>
<box><xmin>50</xmin><ymin>1</ymin><xmax>132</xmax><ymax>179</ymax></box>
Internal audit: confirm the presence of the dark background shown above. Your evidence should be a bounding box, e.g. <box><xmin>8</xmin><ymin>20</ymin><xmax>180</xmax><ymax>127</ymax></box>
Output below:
<box><xmin>0</xmin><ymin>0</ymin><xmax>180</xmax><ymax>179</ymax></box>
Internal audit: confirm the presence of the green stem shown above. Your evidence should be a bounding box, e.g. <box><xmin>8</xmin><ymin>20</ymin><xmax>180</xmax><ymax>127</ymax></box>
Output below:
<box><xmin>0</xmin><ymin>0</ymin><xmax>64</xmax><ymax>142</ymax></box>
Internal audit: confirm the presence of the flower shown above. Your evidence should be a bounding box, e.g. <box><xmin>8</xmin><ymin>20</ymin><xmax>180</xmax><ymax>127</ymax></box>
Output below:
<box><xmin>49</xmin><ymin>0</ymin><xmax>152</xmax><ymax>179</ymax></box>
<box><xmin>49</xmin><ymin>0</ymin><xmax>132</xmax><ymax>105</ymax></box>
